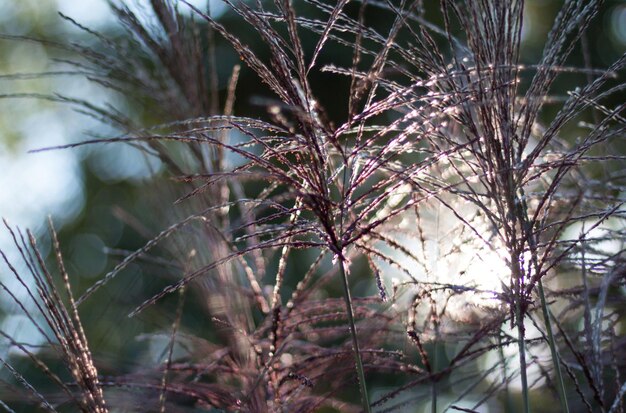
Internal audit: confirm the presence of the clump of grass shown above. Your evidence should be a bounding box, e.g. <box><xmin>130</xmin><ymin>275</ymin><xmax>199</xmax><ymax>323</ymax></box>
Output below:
<box><xmin>1</xmin><ymin>219</ymin><xmax>107</xmax><ymax>413</ymax></box>
<box><xmin>1</xmin><ymin>1</ymin><xmax>625</xmax><ymax>412</ymax></box>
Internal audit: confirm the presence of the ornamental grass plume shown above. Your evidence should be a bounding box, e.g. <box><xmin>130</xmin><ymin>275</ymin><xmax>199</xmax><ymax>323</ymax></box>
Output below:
<box><xmin>0</xmin><ymin>1</ymin><xmax>625</xmax><ymax>412</ymax></box>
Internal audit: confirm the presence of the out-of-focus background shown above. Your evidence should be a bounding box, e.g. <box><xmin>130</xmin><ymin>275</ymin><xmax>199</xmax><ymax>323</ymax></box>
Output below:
<box><xmin>0</xmin><ymin>0</ymin><xmax>226</xmax><ymax>351</ymax></box>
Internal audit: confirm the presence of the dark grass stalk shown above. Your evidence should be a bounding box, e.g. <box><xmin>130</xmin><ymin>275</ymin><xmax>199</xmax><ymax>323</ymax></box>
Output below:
<box><xmin>536</xmin><ymin>281</ymin><xmax>569</xmax><ymax>413</ymax></box>
<box><xmin>431</xmin><ymin>302</ymin><xmax>440</xmax><ymax>413</ymax></box>
<box><xmin>158</xmin><ymin>286</ymin><xmax>186</xmax><ymax>413</ymax></box>
<box><xmin>338</xmin><ymin>256</ymin><xmax>371</xmax><ymax>413</ymax></box>
<box><xmin>498</xmin><ymin>332</ymin><xmax>515</xmax><ymax>413</ymax></box>
<box><xmin>0</xmin><ymin>353</ymin><xmax>58</xmax><ymax>413</ymax></box>
<box><xmin>0</xmin><ymin>399</ymin><xmax>16</xmax><ymax>413</ymax></box>
<box><xmin>520</xmin><ymin>183</ymin><xmax>569</xmax><ymax>412</ymax></box>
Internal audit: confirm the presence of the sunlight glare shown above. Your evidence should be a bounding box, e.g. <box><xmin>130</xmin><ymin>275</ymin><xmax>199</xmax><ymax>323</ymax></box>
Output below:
<box><xmin>383</xmin><ymin>200</ymin><xmax>510</xmax><ymax>322</ymax></box>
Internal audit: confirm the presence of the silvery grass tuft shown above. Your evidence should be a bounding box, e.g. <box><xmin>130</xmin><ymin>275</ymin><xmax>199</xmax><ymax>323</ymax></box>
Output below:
<box><xmin>0</xmin><ymin>1</ymin><xmax>625</xmax><ymax>412</ymax></box>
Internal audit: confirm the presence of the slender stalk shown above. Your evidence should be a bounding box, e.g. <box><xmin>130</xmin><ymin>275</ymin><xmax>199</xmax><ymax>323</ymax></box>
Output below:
<box><xmin>511</xmin><ymin>245</ymin><xmax>530</xmax><ymax>413</ymax></box>
<box><xmin>432</xmin><ymin>313</ymin><xmax>439</xmax><ymax>413</ymax></box>
<box><xmin>520</xmin><ymin>185</ymin><xmax>567</xmax><ymax>412</ymax></box>
<box><xmin>337</xmin><ymin>110</ymin><xmax>370</xmax><ymax>411</ymax></box>
<box><xmin>515</xmin><ymin>296</ymin><xmax>530</xmax><ymax>413</ymax></box>
<box><xmin>338</xmin><ymin>255</ymin><xmax>371</xmax><ymax>413</ymax></box>
<box><xmin>510</xmin><ymin>186</ymin><xmax>530</xmax><ymax>413</ymax></box>
<box><xmin>431</xmin><ymin>366</ymin><xmax>437</xmax><ymax>413</ymax></box>
<box><xmin>498</xmin><ymin>333</ymin><xmax>514</xmax><ymax>413</ymax></box>
<box><xmin>159</xmin><ymin>286</ymin><xmax>187</xmax><ymax>413</ymax></box>
<box><xmin>537</xmin><ymin>280</ymin><xmax>569</xmax><ymax>412</ymax></box>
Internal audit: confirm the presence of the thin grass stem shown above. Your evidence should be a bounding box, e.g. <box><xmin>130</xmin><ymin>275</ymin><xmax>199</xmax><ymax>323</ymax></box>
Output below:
<box><xmin>338</xmin><ymin>256</ymin><xmax>371</xmax><ymax>413</ymax></box>
<box><xmin>537</xmin><ymin>280</ymin><xmax>569</xmax><ymax>413</ymax></box>
<box><xmin>516</xmin><ymin>299</ymin><xmax>530</xmax><ymax>413</ymax></box>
